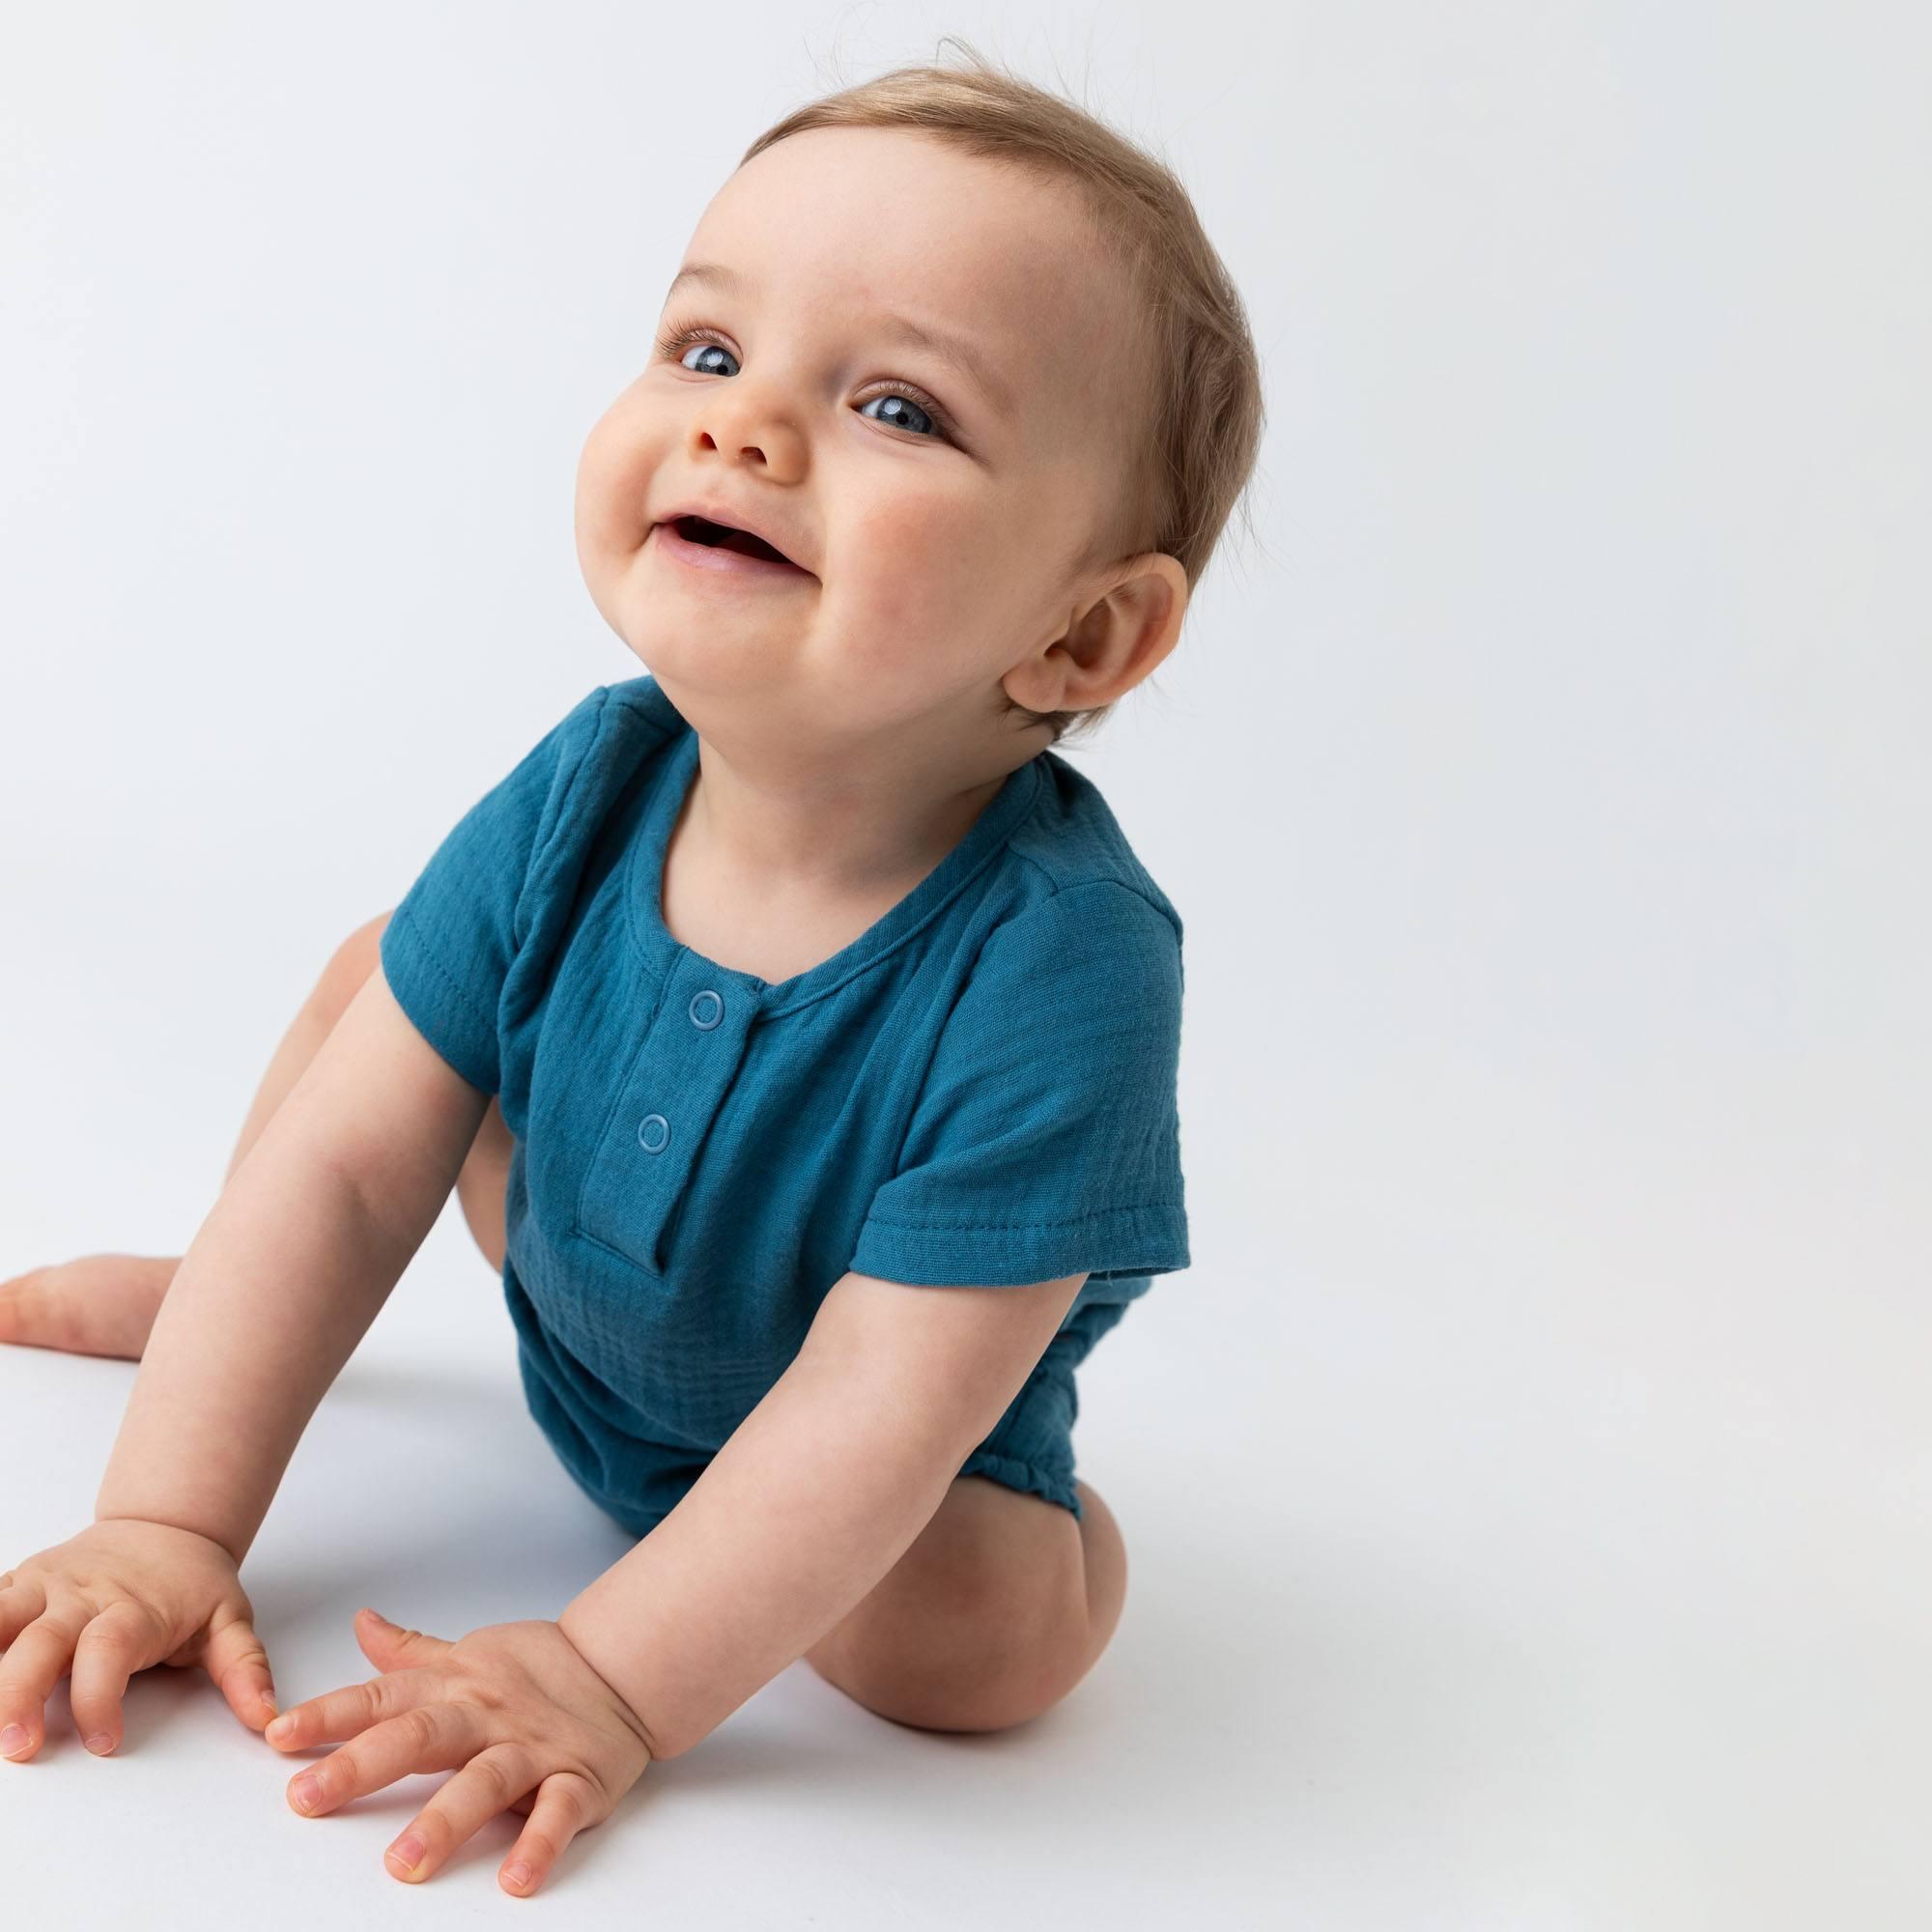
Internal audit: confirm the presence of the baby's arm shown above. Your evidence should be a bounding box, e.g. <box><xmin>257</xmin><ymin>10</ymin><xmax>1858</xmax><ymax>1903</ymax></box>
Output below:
<box><xmin>96</xmin><ymin>961</ymin><xmax>491</xmax><ymax>1564</ymax></box>
<box><xmin>556</xmin><ymin>1265</ymin><xmax>1085</xmax><ymax>1760</ymax></box>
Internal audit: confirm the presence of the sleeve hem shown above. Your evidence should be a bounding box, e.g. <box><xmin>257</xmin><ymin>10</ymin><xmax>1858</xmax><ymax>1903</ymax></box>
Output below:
<box><xmin>848</xmin><ymin>1202</ymin><xmax>1189</xmax><ymax>1288</ymax></box>
<box><xmin>380</xmin><ymin>905</ymin><xmax>499</xmax><ymax>1094</ymax></box>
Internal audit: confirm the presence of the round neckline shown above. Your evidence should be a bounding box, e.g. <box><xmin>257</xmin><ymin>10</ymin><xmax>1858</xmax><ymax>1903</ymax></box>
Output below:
<box><xmin>623</xmin><ymin>682</ymin><xmax>1043</xmax><ymax>1014</ymax></box>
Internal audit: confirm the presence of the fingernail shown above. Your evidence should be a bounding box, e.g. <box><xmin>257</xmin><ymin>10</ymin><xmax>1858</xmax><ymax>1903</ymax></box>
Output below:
<box><xmin>388</xmin><ymin>1833</ymin><xmax>427</xmax><ymax>1873</ymax></box>
<box><xmin>84</xmin><ymin>1733</ymin><xmax>115</xmax><ymax>1755</ymax></box>
<box><xmin>267</xmin><ymin>1714</ymin><xmax>294</xmax><ymax>1741</ymax></box>
<box><xmin>0</xmin><ymin>1723</ymin><xmax>28</xmax><ymax>1757</ymax></box>
<box><xmin>291</xmin><ymin>1773</ymin><xmax>324</xmax><ymax>1811</ymax></box>
<box><xmin>504</xmin><ymin>1861</ymin><xmax>533</xmax><ymax>1889</ymax></box>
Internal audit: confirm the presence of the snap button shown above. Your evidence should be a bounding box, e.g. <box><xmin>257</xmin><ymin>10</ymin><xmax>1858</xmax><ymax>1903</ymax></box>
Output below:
<box><xmin>637</xmin><ymin>1113</ymin><xmax>670</xmax><ymax>1154</ymax></box>
<box><xmin>689</xmin><ymin>988</ymin><xmax>724</xmax><ymax>1030</ymax></box>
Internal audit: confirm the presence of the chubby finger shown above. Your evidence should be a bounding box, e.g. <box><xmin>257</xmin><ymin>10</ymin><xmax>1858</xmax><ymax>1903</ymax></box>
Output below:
<box><xmin>383</xmin><ymin>1742</ymin><xmax>540</xmax><ymax>1884</ymax></box>
<box><xmin>286</xmin><ymin>1701</ymin><xmax>477</xmax><ymax>1818</ymax></box>
<box><xmin>67</xmin><ymin>1600</ymin><xmax>158</xmax><ymax>1755</ymax></box>
<box><xmin>497</xmin><ymin>1768</ymin><xmax>603</xmax><ymax>1895</ymax></box>
<box><xmin>266</xmin><ymin>1666</ymin><xmax>423</xmax><ymax>1753</ymax></box>
<box><xmin>0</xmin><ymin>1608</ymin><xmax>82</xmax><ymax>1761</ymax></box>
<box><xmin>354</xmin><ymin>1605</ymin><xmax>454</xmax><ymax>1667</ymax></box>
<box><xmin>0</xmin><ymin>1571</ymin><xmax>48</xmax><ymax>1656</ymax></box>
<box><xmin>201</xmin><ymin>1611</ymin><xmax>279</xmax><ymax>1731</ymax></box>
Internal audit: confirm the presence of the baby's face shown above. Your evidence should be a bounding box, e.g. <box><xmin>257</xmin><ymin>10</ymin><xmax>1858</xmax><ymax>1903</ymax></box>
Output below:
<box><xmin>575</xmin><ymin>126</ymin><xmax>1150</xmax><ymax>772</ymax></box>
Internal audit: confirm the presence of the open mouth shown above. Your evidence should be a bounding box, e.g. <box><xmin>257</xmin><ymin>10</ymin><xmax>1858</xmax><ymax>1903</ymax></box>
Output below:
<box><xmin>668</xmin><ymin>514</ymin><xmax>800</xmax><ymax>569</ymax></box>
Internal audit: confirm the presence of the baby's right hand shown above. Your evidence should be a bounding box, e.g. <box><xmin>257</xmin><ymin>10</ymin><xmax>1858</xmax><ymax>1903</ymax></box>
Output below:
<box><xmin>0</xmin><ymin>1518</ymin><xmax>277</xmax><ymax>1761</ymax></box>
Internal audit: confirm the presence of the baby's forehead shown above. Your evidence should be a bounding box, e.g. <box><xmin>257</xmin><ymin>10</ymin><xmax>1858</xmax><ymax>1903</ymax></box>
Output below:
<box><xmin>683</xmin><ymin>130</ymin><xmax>1142</xmax><ymax>460</ymax></box>
<box><xmin>699</xmin><ymin>132</ymin><xmax>1120</xmax><ymax>350</ymax></box>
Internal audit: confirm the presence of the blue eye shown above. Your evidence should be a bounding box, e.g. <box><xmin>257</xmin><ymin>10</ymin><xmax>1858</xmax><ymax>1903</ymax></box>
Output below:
<box><xmin>857</xmin><ymin>393</ymin><xmax>938</xmax><ymax>438</ymax></box>
<box><xmin>674</xmin><ymin>338</ymin><xmax>737</xmax><ymax>378</ymax></box>
<box><xmin>654</xmin><ymin>322</ymin><xmax>956</xmax><ymax>444</ymax></box>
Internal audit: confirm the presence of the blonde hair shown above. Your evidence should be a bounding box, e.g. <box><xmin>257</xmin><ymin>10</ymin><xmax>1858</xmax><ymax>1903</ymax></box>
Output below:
<box><xmin>739</xmin><ymin>39</ymin><xmax>1266</xmax><ymax>748</ymax></box>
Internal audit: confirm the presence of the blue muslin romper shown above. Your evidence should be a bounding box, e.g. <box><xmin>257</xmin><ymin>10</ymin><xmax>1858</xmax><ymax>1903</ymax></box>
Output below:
<box><xmin>379</xmin><ymin>672</ymin><xmax>1189</xmax><ymax>1534</ymax></box>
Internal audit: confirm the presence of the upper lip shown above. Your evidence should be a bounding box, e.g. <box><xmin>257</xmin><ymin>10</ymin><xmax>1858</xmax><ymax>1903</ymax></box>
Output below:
<box><xmin>654</xmin><ymin>498</ymin><xmax>812</xmax><ymax>574</ymax></box>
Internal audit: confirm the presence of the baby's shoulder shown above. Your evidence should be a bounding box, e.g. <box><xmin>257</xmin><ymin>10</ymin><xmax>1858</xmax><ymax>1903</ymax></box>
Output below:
<box><xmin>532</xmin><ymin>675</ymin><xmax>684</xmax><ymax>836</ymax></box>
<box><xmin>1003</xmin><ymin>752</ymin><xmax>1183</xmax><ymax>942</ymax></box>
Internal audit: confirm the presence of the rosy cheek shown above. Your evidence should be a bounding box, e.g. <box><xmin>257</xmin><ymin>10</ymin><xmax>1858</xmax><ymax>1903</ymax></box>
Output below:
<box><xmin>842</xmin><ymin>533</ymin><xmax>947</xmax><ymax>641</ymax></box>
<box><xmin>582</xmin><ymin>391</ymin><xmax>659</xmax><ymax>493</ymax></box>
<box><xmin>854</xmin><ymin>487</ymin><xmax>978</xmax><ymax>577</ymax></box>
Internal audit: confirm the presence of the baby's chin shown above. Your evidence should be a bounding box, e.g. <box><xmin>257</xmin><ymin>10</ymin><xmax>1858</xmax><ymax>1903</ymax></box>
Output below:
<box><xmin>610</xmin><ymin>602</ymin><xmax>818</xmax><ymax>693</ymax></box>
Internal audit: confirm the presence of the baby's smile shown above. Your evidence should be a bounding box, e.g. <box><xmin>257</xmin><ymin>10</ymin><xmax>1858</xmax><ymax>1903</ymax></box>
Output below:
<box><xmin>2</xmin><ymin>48</ymin><xmax>1259</xmax><ymax>1900</ymax></box>
<box><xmin>565</xmin><ymin>120</ymin><xmax>1184</xmax><ymax>912</ymax></box>
<box><xmin>651</xmin><ymin>513</ymin><xmax>818</xmax><ymax>587</ymax></box>
<box><xmin>572</xmin><ymin>124</ymin><xmax>1143</xmax><ymax>757</ymax></box>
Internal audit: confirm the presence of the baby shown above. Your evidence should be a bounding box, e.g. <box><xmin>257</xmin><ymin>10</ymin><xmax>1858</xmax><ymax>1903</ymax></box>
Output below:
<box><xmin>0</xmin><ymin>47</ymin><xmax>1264</xmax><ymax>1896</ymax></box>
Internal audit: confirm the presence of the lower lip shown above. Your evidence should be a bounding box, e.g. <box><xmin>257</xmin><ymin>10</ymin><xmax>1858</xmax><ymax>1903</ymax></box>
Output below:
<box><xmin>651</xmin><ymin>521</ymin><xmax>813</xmax><ymax>584</ymax></box>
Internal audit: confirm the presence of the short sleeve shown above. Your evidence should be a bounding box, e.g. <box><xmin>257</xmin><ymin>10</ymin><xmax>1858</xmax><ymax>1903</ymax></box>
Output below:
<box><xmin>379</xmin><ymin>686</ymin><xmax>610</xmax><ymax>1093</ymax></box>
<box><xmin>848</xmin><ymin>882</ymin><xmax>1190</xmax><ymax>1288</ymax></box>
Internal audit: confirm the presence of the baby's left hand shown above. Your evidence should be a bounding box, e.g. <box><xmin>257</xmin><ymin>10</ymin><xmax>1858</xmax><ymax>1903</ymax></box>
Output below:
<box><xmin>265</xmin><ymin>1605</ymin><xmax>653</xmax><ymax>1894</ymax></box>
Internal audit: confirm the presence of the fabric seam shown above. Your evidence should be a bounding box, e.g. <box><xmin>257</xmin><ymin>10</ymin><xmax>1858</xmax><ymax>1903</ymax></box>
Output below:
<box><xmin>1007</xmin><ymin>860</ymin><xmax>1182</xmax><ymax>944</ymax></box>
<box><xmin>862</xmin><ymin>1201</ymin><xmax>1183</xmax><ymax>1233</ymax></box>
<box><xmin>873</xmin><ymin>877</ymin><xmax>1180</xmax><ymax>1182</ymax></box>
<box><xmin>389</xmin><ymin>904</ymin><xmax>496</xmax><ymax>1048</ymax></box>
<box><xmin>514</xmin><ymin>685</ymin><xmax>616</xmax><ymax>951</ymax></box>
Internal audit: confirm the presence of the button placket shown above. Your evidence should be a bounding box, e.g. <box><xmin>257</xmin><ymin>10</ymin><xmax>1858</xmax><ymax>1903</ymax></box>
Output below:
<box><xmin>576</xmin><ymin>960</ymin><xmax>752</xmax><ymax>1275</ymax></box>
<box><xmin>634</xmin><ymin>990</ymin><xmax>722</xmax><ymax>1152</ymax></box>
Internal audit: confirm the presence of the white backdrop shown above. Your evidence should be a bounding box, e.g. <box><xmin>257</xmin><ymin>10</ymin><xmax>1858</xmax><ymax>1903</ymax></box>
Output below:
<box><xmin>3</xmin><ymin>4</ymin><xmax>1927</xmax><ymax>1927</ymax></box>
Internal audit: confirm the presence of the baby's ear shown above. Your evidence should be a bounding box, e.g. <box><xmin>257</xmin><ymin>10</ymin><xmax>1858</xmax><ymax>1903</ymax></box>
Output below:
<box><xmin>1116</xmin><ymin>551</ymin><xmax>1189</xmax><ymax>652</ymax></box>
<box><xmin>1063</xmin><ymin>552</ymin><xmax>1190</xmax><ymax>706</ymax></box>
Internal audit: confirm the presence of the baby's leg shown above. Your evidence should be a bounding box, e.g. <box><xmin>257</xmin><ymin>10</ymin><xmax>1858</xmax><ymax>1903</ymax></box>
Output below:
<box><xmin>0</xmin><ymin>912</ymin><xmax>512</xmax><ymax>1359</ymax></box>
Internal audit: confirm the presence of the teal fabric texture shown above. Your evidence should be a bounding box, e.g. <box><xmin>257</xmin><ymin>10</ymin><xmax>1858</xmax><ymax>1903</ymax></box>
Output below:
<box><xmin>379</xmin><ymin>674</ymin><xmax>1189</xmax><ymax>1532</ymax></box>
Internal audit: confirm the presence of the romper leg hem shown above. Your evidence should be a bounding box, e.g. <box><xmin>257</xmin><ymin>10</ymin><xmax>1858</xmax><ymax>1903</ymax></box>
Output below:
<box><xmin>955</xmin><ymin>1445</ymin><xmax>1084</xmax><ymax>1520</ymax></box>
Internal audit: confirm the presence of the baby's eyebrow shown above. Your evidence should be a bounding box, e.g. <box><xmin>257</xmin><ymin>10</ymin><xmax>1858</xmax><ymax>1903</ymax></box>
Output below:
<box><xmin>664</xmin><ymin>260</ymin><xmax>1016</xmax><ymax>424</ymax></box>
<box><xmin>873</xmin><ymin>311</ymin><xmax>1017</xmax><ymax>424</ymax></box>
